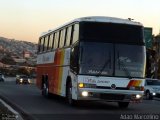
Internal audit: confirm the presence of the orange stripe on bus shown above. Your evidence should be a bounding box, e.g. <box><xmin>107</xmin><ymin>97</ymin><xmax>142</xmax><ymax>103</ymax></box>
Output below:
<box><xmin>58</xmin><ymin>50</ymin><xmax>65</xmax><ymax>95</ymax></box>
<box><xmin>54</xmin><ymin>50</ymin><xmax>61</xmax><ymax>94</ymax></box>
<box><xmin>127</xmin><ymin>80</ymin><xmax>142</xmax><ymax>87</ymax></box>
<box><xmin>127</xmin><ymin>80</ymin><xmax>134</xmax><ymax>87</ymax></box>
<box><xmin>135</xmin><ymin>80</ymin><xmax>142</xmax><ymax>86</ymax></box>
<box><xmin>132</xmin><ymin>80</ymin><xmax>138</xmax><ymax>86</ymax></box>
<box><xmin>57</xmin><ymin>50</ymin><xmax>61</xmax><ymax>94</ymax></box>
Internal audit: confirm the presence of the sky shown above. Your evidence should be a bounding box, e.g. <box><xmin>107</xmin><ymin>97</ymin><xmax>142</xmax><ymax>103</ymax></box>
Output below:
<box><xmin>0</xmin><ymin>0</ymin><xmax>160</xmax><ymax>43</ymax></box>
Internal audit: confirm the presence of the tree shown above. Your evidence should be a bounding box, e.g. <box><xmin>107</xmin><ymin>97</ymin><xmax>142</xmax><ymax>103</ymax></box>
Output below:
<box><xmin>1</xmin><ymin>54</ymin><xmax>16</xmax><ymax>65</ymax></box>
<box><xmin>17</xmin><ymin>67</ymin><xmax>30</xmax><ymax>75</ymax></box>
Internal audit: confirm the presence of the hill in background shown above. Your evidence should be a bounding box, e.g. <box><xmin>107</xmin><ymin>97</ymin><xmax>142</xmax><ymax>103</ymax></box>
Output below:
<box><xmin>0</xmin><ymin>37</ymin><xmax>37</xmax><ymax>59</ymax></box>
<box><xmin>0</xmin><ymin>36</ymin><xmax>37</xmax><ymax>76</ymax></box>
<box><xmin>0</xmin><ymin>36</ymin><xmax>37</xmax><ymax>67</ymax></box>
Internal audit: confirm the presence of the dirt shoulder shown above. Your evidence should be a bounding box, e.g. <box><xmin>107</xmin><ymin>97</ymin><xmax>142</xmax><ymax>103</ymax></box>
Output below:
<box><xmin>0</xmin><ymin>101</ymin><xmax>17</xmax><ymax>120</ymax></box>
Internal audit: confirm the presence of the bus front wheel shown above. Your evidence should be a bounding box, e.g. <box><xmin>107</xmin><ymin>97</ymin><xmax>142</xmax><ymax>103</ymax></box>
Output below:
<box><xmin>66</xmin><ymin>82</ymin><xmax>76</xmax><ymax>105</ymax></box>
<box><xmin>146</xmin><ymin>91</ymin><xmax>153</xmax><ymax>100</ymax></box>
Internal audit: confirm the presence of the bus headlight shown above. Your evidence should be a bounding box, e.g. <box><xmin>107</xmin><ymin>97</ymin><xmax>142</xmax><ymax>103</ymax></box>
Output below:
<box><xmin>82</xmin><ymin>91</ymin><xmax>88</xmax><ymax>97</ymax></box>
<box><xmin>28</xmin><ymin>79</ymin><xmax>31</xmax><ymax>83</ymax></box>
<box><xmin>136</xmin><ymin>94</ymin><xmax>142</xmax><ymax>99</ymax></box>
<box><xmin>152</xmin><ymin>93</ymin><xmax>156</xmax><ymax>96</ymax></box>
<box><xmin>20</xmin><ymin>79</ymin><xmax>23</xmax><ymax>83</ymax></box>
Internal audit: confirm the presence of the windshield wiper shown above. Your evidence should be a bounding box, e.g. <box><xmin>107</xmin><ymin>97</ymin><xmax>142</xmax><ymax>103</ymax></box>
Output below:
<box><xmin>96</xmin><ymin>53</ymin><xmax>111</xmax><ymax>77</ymax></box>
<box><xmin>117</xmin><ymin>52</ymin><xmax>132</xmax><ymax>79</ymax></box>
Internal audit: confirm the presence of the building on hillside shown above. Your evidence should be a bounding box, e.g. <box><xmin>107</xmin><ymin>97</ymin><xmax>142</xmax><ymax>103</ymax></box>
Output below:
<box><xmin>23</xmin><ymin>51</ymin><xmax>31</xmax><ymax>58</ymax></box>
<box><xmin>0</xmin><ymin>45</ymin><xmax>3</xmax><ymax>50</ymax></box>
<box><xmin>14</xmin><ymin>58</ymin><xmax>26</xmax><ymax>63</ymax></box>
<box><xmin>0</xmin><ymin>62</ymin><xmax>4</xmax><ymax>67</ymax></box>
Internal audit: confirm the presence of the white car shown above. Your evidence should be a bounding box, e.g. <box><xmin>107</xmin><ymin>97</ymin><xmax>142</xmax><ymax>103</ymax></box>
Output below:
<box><xmin>144</xmin><ymin>78</ymin><xmax>160</xmax><ymax>100</ymax></box>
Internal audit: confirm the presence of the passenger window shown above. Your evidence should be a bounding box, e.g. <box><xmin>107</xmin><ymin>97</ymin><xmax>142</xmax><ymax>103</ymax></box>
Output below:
<box><xmin>48</xmin><ymin>34</ymin><xmax>53</xmax><ymax>50</ymax></box>
<box><xmin>70</xmin><ymin>25</ymin><xmax>74</xmax><ymax>45</ymax></box>
<box><xmin>38</xmin><ymin>38</ymin><xmax>41</xmax><ymax>53</ymax></box>
<box><xmin>44</xmin><ymin>36</ymin><xmax>49</xmax><ymax>51</ymax></box>
<box><xmin>40</xmin><ymin>37</ymin><xmax>45</xmax><ymax>52</ymax></box>
<box><xmin>72</xmin><ymin>24</ymin><xmax>79</xmax><ymax>44</ymax></box>
<box><xmin>58</xmin><ymin>31</ymin><xmax>61</xmax><ymax>48</ymax></box>
<box><xmin>66</xmin><ymin>26</ymin><xmax>72</xmax><ymax>46</ymax></box>
<box><xmin>59</xmin><ymin>29</ymin><xmax>66</xmax><ymax>48</ymax></box>
<box><xmin>54</xmin><ymin>32</ymin><xmax>59</xmax><ymax>49</ymax></box>
<box><xmin>64</xmin><ymin>28</ymin><xmax>68</xmax><ymax>46</ymax></box>
<box><xmin>52</xmin><ymin>33</ymin><xmax>55</xmax><ymax>49</ymax></box>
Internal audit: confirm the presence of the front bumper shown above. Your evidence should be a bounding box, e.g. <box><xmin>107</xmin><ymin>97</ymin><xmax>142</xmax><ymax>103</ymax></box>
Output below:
<box><xmin>18</xmin><ymin>80</ymin><xmax>30</xmax><ymax>84</ymax></box>
<box><xmin>151</xmin><ymin>91</ymin><xmax>160</xmax><ymax>97</ymax></box>
<box><xmin>77</xmin><ymin>88</ymin><xmax>144</xmax><ymax>102</ymax></box>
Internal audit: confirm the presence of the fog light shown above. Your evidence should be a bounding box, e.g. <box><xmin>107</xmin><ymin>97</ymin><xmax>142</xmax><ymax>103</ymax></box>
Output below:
<box><xmin>136</xmin><ymin>94</ymin><xmax>141</xmax><ymax>99</ymax></box>
<box><xmin>152</xmin><ymin>93</ymin><xmax>156</xmax><ymax>96</ymax></box>
<box><xmin>82</xmin><ymin>91</ymin><xmax>88</xmax><ymax>97</ymax></box>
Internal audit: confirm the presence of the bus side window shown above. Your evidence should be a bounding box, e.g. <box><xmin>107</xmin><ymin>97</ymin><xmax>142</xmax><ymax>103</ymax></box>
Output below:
<box><xmin>64</xmin><ymin>27</ymin><xmax>68</xmax><ymax>46</ymax></box>
<box><xmin>48</xmin><ymin>34</ymin><xmax>53</xmax><ymax>50</ymax></box>
<box><xmin>38</xmin><ymin>38</ymin><xmax>41</xmax><ymax>53</ymax></box>
<box><xmin>70</xmin><ymin>25</ymin><xmax>74</xmax><ymax>45</ymax></box>
<box><xmin>59</xmin><ymin>29</ymin><xmax>66</xmax><ymax>48</ymax></box>
<box><xmin>66</xmin><ymin>26</ymin><xmax>72</xmax><ymax>46</ymax></box>
<box><xmin>58</xmin><ymin>30</ymin><xmax>62</xmax><ymax>48</ymax></box>
<box><xmin>52</xmin><ymin>33</ymin><xmax>55</xmax><ymax>49</ymax></box>
<box><xmin>47</xmin><ymin>35</ymin><xmax>50</xmax><ymax>50</ymax></box>
<box><xmin>72</xmin><ymin>24</ymin><xmax>79</xmax><ymax>44</ymax></box>
<box><xmin>54</xmin><ymin>32</ymin><xmax>59</xmax><ymax>49</ymax></box>
<box><xmin>41</xmin><ymin>37</ymin><xmax>45</xmax><ymax>52</ymax></box>
<box><xmin>44</xmin><ymin>36</ymin><xmax>49</xmax><ymax>51</ymax></box>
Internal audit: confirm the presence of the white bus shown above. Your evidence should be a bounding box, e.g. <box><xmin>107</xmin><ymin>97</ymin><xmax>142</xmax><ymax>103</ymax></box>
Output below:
<box><xmin>36</xmin><ymin>16</ymin><xmax>146</xmax><ymax>108</ymax></box>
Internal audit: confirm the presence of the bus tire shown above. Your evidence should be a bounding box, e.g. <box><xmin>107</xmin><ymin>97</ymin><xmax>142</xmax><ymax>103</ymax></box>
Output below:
<box><xmin>42</xmin><ymin>81</ymin><xmax>49</xmax><ymax>98</ymax></box>
<box><xmin>118</xmin><ymin>102</ymin><xmax>129</xmax><ymax>108</ymax></box>
<box><xmin>66</xmin><ymin>81</ymin><xmax>76</xmax><ymax>106</ymax></box>
<box><xmin>146</xmin><ymin>91</ymin><xmax>153</xmax><ymax>100</ymax></box>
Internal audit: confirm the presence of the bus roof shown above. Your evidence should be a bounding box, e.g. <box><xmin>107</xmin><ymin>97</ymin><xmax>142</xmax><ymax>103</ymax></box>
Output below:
<box><xmin>40</xmin><ymin>16</ymin><xmax>143</xmax><ymax>37</ymax></box>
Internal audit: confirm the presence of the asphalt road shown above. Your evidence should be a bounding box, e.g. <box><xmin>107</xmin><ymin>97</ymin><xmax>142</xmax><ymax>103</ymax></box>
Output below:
<box><xmin>0</xmin><ymin>77</ymin><xmax>160</xmax><ymax>120</ymax></box>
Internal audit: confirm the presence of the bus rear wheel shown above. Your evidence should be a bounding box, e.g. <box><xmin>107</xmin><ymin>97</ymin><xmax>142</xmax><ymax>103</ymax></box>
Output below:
<box><xmin>118</xmin><ymin>102</ymin><xmax>129</xmax><ymax>108</ymax></box>
<box><xmin>42</xmin><ymin>82</ymin><xmax>49</xmax><ymax>98</ymax></box>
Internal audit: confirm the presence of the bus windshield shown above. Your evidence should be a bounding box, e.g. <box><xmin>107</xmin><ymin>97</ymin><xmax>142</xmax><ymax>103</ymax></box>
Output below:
<box><xmin>115</xmin><ymin>44</ymin><xmax>145</xmax><ymax>78</ymax></box>
<box><xmin>79</xmin><ymin>42</ymin><xmax>113</xmax><ymax>76</ymax></box>
<box><xmin>79</xmin><ymin>42</ymin><xmax>145</xmax><ymax>78</ymax></box>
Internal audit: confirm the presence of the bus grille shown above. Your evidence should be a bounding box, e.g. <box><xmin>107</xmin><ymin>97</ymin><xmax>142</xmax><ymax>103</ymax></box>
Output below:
<box><xmin>100</xmin><ymin>94</ymin><xmax>125</xmax><ymax>100</ymax></box>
